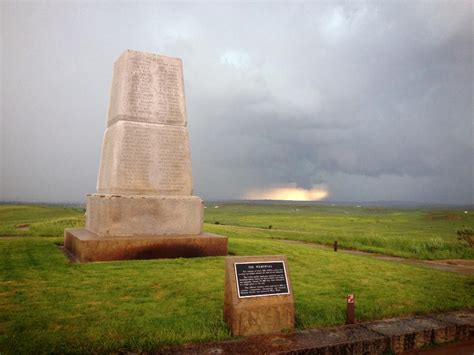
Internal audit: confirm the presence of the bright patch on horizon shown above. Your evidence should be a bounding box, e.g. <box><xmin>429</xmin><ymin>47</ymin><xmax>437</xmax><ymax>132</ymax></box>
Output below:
<box><xmin>244</xmin><ymin>185</ymin><xmax>329</xmax><ymax>201</ymax></box>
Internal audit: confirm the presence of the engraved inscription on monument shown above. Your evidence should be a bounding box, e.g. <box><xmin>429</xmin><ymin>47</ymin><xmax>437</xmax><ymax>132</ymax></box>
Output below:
<box><xmin>108</xmin><ymin>50</ymin><xmax>186</xmax><ymax>127</ymax></box>
<box><xmin>97</xmin><ymin>121</ymin><xmax>193</xmax><ymax>195</ymax></box>
<box><xmin>119</xmin><ymin>125</ymin><xmax>152</xmax><ymax>186</ymax></box>
<box><xmin>234</xmin><ymin>261</ymin><xmax>290</xmax><ymax>298</ymax></box>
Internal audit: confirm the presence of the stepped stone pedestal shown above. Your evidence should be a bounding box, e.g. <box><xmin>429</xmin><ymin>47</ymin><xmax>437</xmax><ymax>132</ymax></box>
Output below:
<box><xmin>64</xmin><ymin>50</ymin><xmax>227</xmax><ymax>262</ymax></box>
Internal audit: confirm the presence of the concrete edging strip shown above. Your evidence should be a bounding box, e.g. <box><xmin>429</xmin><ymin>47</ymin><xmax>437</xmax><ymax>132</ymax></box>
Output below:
<box><xmin>161</xmin><ymin>310</ymin><xmax>473</xmax><ymax>354</ymax></box>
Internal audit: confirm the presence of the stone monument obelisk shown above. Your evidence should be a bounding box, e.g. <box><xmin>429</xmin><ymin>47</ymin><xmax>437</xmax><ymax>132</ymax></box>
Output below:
<box><xmin>64</xmin><ymin>49</ymin><xmax>228</xmax><ymax>262</ymax></box>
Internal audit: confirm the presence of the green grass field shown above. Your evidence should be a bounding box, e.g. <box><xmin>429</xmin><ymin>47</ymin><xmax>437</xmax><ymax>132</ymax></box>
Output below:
<box><xmin>0</xmin><ymin>203</ymin><xmax>473</xmax><ymax>353</ymax></box>
<box><xmin>0</xmin><ymin>205</ymin><xmax>85</xmax><ymax>237</ymax></box>
<box><xmin>204</xmin><ymin>203</ymin><xmax>474</xmax><ymax>260</ymax></box>
<box><xmin>2</xmin><ymin>203</ymin><xmax>472</xmax><ymax>260</ymax></box>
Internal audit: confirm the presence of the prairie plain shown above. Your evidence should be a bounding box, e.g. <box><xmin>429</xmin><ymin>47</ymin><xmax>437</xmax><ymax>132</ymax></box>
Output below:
<box><xmin>0</xmin><ymin>203</ymin><xmax>472</xmax><ymax>353</ymax></box>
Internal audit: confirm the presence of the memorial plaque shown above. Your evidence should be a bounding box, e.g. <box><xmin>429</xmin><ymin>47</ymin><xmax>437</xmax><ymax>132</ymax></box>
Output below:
<box><xmin>235</xmin><ymin>261</ymin><xmax>289</xmax><ymax>298</ymax></box>
<box><xmin>224</xmin><ymin>256</ymin><xmax>295</xmax><ymax>336</ymax></box>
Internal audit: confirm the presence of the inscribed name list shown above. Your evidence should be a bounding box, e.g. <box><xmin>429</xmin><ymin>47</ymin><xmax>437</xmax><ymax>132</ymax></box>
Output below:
<box><xmin>107</xmin><ymin>50</ymin><xmax>187</xmax><ymax>127</ymax></box>
<box><xmin>97</xmin><ymin>121</ymin><xmax>192</xmax><ymax>195</ymax></box>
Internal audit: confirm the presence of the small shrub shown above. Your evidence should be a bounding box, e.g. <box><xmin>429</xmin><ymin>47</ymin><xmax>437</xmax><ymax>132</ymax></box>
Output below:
<box><xmin>215</xmin><ymin>221</ymin><xmax>220</xmax><ymax>225</ymax></box>
<box><xmin>268</xmin><ymin>225</ymin><xmax>272</xmax><ymax>229</ymax></box>
<box><xmin>72</xmin><ymin>207</ymin><xmax>86</xmax><ymax>213</ymax></box>
<box><xmin>410</xmin><ymin>244</ymin><xmax>422</xmax><ymax>255</ymax></box>
<box><xmin>457</xmin><ymin>229</ymin><xmax>474</xmax><ymax>247</ymax></box>
<box><xmin>424</xmin><ymin>237</ymin><xmax>444</xmax><ymax>252</ymax></box>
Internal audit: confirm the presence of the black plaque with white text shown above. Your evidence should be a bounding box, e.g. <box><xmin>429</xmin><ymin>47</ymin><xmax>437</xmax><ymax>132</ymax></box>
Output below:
<box><xmin>234</xmin><ymin>261</ymin><xmax>290</xmax><ymax>298</ymax></box>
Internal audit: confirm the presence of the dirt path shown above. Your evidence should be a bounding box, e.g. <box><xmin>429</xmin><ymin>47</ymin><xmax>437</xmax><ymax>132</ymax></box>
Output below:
<box><xmin>277</xmin><ymin>239</ymin><xmax>474</xmax><ymax>275</ymax></box>
<box><xmin>211</xmin><ymin>223</ymin><xmax>474</xmax><ymax>274</ymax></box>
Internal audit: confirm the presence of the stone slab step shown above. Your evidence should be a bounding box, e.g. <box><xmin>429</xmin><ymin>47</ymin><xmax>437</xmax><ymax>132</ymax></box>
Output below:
<box><xmin>161</xmin><ymin>310</ymin><xmax>473</xmax><ymax>354</ymax></box>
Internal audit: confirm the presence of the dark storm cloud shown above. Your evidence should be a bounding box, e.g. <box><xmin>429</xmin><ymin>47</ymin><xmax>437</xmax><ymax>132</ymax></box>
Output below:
<box><xmin>1</xmin><ymin>1</ymin><xmax>472</xmax><ymax>203</ymax></box>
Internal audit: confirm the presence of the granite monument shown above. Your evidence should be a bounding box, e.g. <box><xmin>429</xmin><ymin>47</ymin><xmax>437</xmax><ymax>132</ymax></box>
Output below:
<box><xmin>64</xmin><ymin>50</ymin><xmax>228</xmax><ymax>262</ymax></box>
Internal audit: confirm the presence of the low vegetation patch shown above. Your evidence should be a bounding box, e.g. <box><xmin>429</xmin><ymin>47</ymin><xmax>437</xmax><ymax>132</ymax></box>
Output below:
<box><xmin>457</xmin><ymin>229</ymin><xmax>474</xmax><ymax>248</ymax></box>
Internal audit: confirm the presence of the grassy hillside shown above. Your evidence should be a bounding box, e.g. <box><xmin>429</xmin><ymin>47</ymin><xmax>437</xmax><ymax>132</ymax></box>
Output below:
<box><xmin>1</xmin><ymin>203</ymin><xmax>473</xmax><ymax>259</ymax></box>
<box><xmin>0</xmin><ymin>203</ymin><xmax>473</xmax><ymax>353</ymax></box>
<box><xmin>204</xmin><ymin>203</ymin><xmax>474</xmax><ymax>260</ymax></box>
<box><xmin>0</xmin><ymin>205</ymin><xmax>84</xmax><ymax>237</ymax></box>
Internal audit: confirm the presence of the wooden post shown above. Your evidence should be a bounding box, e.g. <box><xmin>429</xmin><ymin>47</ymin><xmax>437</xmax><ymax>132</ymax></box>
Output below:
<box><xmin>346</xmin><ymin>294</ymin><xmax>355</xmax><ymax>324</ymax></box>
<box><xmin>334</xmin><ymin>241</ymin><xmax>338</xmax><ymax>252</ymax></box>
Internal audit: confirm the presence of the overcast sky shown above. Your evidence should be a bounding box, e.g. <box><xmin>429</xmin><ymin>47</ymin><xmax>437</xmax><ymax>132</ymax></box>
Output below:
<box><xmin>1</xmin><ymin>1</ymin><xmax>473</xmax><ymax>204</ymax></box>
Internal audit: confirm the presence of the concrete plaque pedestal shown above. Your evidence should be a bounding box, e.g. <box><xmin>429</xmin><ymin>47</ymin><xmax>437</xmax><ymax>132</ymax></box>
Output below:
<box><xmin>224</xmin><ymin>256</ymin><xmax>295</xmax><ymax>336</ymax></box>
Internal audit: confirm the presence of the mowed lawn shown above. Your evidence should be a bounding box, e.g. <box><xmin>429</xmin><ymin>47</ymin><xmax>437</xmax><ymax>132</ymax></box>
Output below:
<box><xmin>0</xmin><ymin>204</ymin><xmax>473</xmax><ymax>353</ymax></box>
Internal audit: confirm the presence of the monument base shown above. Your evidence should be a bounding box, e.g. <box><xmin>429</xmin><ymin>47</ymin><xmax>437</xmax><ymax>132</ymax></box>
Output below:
<box><xmin>86</xmin><ymin>194</ymin><xmax>203</xmax><ymax>236</ymax></box>
<box><xmin>64</xmin><ymin>228</ymin><xmax>228</xmax><ymax>262</ymax></box>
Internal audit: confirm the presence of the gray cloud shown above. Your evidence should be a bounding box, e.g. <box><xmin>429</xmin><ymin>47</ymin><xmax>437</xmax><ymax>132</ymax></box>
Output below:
<box><xmin>1</xmin><ymin>1</ymin><xmax>472</xmax><ymax>204</ymax></box>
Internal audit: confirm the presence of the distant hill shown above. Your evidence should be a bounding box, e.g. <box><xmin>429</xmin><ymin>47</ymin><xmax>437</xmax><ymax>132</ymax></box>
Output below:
<box><xmin>204</xmin><ymin>199</ymin><xmax>474</xmax><ymax>209</ymax></box>
<box><xmin>1</xmin><ymin>199</ymin><xmax>472</xmax><ymax>210</ymax></box>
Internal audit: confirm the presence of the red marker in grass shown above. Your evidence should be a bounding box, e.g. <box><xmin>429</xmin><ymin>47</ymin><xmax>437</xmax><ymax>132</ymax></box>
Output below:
<box><xmin>346</xmin><ymin>294</ymin><xmax>355</xmax><ymax>324</ymax></box>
